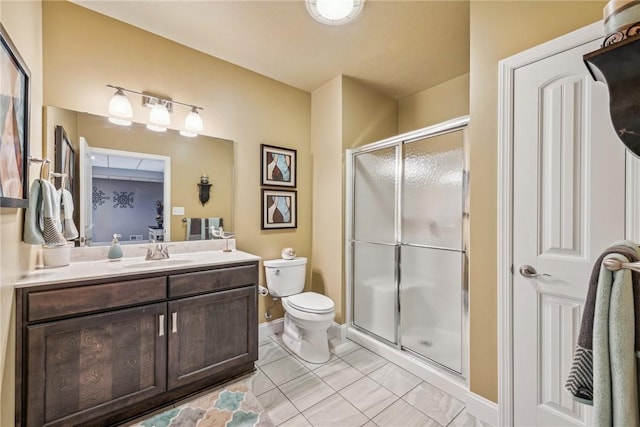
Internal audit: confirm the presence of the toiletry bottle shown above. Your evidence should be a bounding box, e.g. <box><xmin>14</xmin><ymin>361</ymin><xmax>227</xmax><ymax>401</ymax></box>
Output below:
<box><xmin>107</xmin><ymin>234</ymin><xmax>123</xmax><ymax>261</ymax></box>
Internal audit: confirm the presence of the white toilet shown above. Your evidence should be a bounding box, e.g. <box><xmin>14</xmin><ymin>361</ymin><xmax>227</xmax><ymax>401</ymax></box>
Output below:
<box><xmin>264</xmin><ymin>257</ymin><xmax>335</xmax><ymax>363</ymax></box>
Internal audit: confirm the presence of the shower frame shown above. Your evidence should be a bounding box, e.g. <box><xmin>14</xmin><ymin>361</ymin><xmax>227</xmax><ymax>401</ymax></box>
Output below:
<box><xmin>345</xmin><ymin>116</ymin><xmax>470</xmax><ymax>382</ymax></box>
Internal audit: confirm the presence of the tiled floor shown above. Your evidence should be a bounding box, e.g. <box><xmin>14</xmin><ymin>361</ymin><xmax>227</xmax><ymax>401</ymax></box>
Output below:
<box><xmin>250</xmin><ymin>334</ymin><xmax>490</xmax><ymax>427</ymax></box>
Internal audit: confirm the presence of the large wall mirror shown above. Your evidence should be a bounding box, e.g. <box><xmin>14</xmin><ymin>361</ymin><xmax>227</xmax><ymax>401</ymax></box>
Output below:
<box><xmin>44</xmin><ymin>106</ymin><xmax>234</xmax><ymax>246</ymax></box>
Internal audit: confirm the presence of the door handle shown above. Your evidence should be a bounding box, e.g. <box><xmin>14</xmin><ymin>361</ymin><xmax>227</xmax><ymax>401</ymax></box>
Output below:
<box><xmin>519</xmin><ymin>265</ymin><xmax>551</xmax><ymax>278</ymax></box>
<box><xmin>159</xmin><ymin>314</ymin><xmax>165</xmax><ymax>337</ymax></box>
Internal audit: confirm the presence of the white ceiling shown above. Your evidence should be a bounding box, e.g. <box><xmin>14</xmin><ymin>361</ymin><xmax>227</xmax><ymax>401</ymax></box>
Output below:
<box><xmin>72</xmin><ymin>0</ymin><xmax>470</xmax><ymax>100</ymax></box>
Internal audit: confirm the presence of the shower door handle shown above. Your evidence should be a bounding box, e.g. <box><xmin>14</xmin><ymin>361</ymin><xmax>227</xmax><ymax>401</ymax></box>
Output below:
<box><xmin>519</xmin><ymin>265</ymin><xmax>550</xmax><ymax>278</ymax></box>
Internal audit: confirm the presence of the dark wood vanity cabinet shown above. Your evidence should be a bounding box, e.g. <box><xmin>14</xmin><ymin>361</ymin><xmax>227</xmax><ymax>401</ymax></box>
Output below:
<box><xmin>16</xmin><ymin>261</ymin><xmax>258</xmax><ymax>427</ymax></box>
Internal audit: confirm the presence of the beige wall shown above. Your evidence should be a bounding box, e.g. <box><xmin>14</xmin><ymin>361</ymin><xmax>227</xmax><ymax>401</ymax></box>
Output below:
<box><xmin>310</xmin><ymin>76</ymin><xmax>344</xmax><ymax>320</ymax></box>
<box><xmin>42</xmin><ymin>1</ymin><xmax>312</xmax><ymax>321</ymax></box>
<box><xmin>468</xmin><ymin>0</ymin><xmax>605</xmax><ymax>402</ymax></box>
<box><xmin>0</xmin><ymin>1</ymin><xmax>43</xmax><ymax>424</ymax></box>
<box><xmin>310</xmin><ymin>76</ymin><xmax>397</xmax><ymax>324</ymax></box>
<box><xmin>398</xmin><ymin>73</ymin><xmax>469</xmax><ymax>133</ymax></box>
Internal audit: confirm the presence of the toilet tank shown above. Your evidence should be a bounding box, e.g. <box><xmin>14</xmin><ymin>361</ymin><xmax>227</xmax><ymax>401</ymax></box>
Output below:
<box><xmin>264</xmin><ymin>257</ymin><xmax>307</xmax><ymax>297</ymax></box>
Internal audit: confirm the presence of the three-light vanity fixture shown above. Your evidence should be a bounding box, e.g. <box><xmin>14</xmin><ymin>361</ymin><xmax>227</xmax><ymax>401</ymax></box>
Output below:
<box><xmin>107</xmin><ymin>84</ymin><xmax>204</xmax><ymax>137</ymax></box>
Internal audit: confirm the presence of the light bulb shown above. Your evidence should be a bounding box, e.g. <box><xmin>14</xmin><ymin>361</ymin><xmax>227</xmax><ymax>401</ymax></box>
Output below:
<box><xmin>108</xmin><ymin>88</ymin><xmax>132</xmax><ymax>126</ymax></box>
<box><xmin>147</xmin><ymin>103</ymin><xmax>170</xmax><ymax>132</ymax></box>
<box><xmin>317</xmin><ymin>0</ymin><xmax>354</xmax><ymax>20</ymax></box>
<box><xmin>184</xmin><ymin>108</ymin><xmax>203</xmax><ymax>132</ymax></box>
<box><xmin>307</xmin><ymin>0</ymin><xmax>364</xmax><ymax>25</ymax></box>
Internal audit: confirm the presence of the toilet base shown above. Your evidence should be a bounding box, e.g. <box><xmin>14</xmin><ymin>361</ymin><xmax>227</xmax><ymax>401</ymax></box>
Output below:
<box><xmin>282</xmin><ymin>313</ymin><xmax>331</xmax><ymax>364</ymax></box>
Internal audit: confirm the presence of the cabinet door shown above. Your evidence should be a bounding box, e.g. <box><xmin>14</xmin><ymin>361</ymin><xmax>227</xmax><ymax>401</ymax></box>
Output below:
<box><xmin>25</xmin><ymin>303</ymin><xmax>167</xmax><ymax>427</ymax></box>
<box><xmin>167</xmin><ymin>286</ymin><xmax>257</xmax><ymax>389</ymax></box>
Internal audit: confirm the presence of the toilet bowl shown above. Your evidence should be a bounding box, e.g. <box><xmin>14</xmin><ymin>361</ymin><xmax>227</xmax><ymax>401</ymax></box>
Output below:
<box><xmin>264</xmin><ymin>257</ymin><xmax>335</xmax><ymax>363</ymax></box>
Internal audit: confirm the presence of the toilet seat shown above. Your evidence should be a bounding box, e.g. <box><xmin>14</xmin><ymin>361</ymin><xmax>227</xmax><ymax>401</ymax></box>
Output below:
<box><xmin>284</xmin><ymin>292</ymin><xmax>334</xmax><ymax>314</ymax></box>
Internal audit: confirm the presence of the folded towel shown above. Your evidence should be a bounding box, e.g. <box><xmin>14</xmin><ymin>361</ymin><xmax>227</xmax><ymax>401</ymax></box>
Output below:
<box><xmin>566</xmin><ymin>241</ymin><xmax>640</xmax><ymax>419</ymax></box>
<box><xmin>23</xmin><ymin>179</ymin><xmax>44</xmax><ymax>245</ymax></box>
<box><xmin>186</xmin><ymin>217</ymin><xmax>222</xmax><ymax>240</ymax></box>
<box><xmin>40</xmin><ymin>179</ymin><xmax>66</xmax><ymax>246</ymax></box>
<box><xmin>59</xmin><ymin>188</ymin><xmax>79</xmax><ymax>240</ymax></box>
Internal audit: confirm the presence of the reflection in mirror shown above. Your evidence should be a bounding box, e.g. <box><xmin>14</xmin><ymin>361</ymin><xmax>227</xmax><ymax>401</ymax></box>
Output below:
<box><xmin>45</xmin><ymin>106</ymin><xmax>234</xmax><ymax>246</ymax></box>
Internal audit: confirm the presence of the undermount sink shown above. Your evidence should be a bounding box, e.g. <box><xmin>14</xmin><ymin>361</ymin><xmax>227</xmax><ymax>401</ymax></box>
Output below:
<box><xmin>123</xmin><ymin>258</ymin><xmax>194</xmax><ymax>269</ymax></box>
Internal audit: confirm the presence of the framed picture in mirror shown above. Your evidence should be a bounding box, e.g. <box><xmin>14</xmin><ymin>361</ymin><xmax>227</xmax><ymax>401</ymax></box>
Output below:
<box><xmin>261</xmin><ymin>144</ymin><xmax>296</xmax><ymax>187</ymax></box>
<box><xmin>54</xmin><ymin>125</ymin><xmax>74</xmax><ymax>194</ymax></box>
<box><xmin>0</xmin><ymin>24</ymin><xmax>30</xmax><ymax>208</ymax></box>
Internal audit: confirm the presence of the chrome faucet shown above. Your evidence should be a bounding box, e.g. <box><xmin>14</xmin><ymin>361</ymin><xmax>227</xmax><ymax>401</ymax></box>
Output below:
<box><xmin>146</xmin><ymin>242</ymin><xmax>170</xmax><ymax>260</ymax></box>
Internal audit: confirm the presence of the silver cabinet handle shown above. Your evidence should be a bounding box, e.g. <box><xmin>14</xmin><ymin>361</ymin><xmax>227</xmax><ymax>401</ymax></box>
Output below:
<box><xmin>159</xmin><ymin>314</ymin><xmax>165</xmax><ymax>336</ymax></box>
<box><xmin>519</xmin><ymin>265</ymin><xmax>551</xmax><ymax>278</ymax></box>
<box><xmin>172</xmin><ymin>312</ymin><xmax>178</xmax><ymax>333</ymax></box>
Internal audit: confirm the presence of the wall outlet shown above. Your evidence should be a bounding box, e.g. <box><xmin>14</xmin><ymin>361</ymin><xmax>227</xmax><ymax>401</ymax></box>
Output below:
<box><xmin>129</xmin><ymin>235</ymin><xmax>143</xmax><ymax>241</ymax></box>
<box><xmin>172</xmin><ymin>206</ymin><xmax>185</xmax><ymax>215</ymax></box>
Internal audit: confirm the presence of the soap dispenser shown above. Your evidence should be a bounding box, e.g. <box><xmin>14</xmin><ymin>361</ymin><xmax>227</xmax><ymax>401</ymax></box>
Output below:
<box><xmin>107</xmin><ymin>234</ymin><xmax>123</xmax><ymax>261</ymax></box>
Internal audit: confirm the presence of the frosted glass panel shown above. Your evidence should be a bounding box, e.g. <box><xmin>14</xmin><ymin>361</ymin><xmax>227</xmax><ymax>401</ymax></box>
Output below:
<box><xmin>353</xmin><ymin>242</ymin><xmax>397</xmax><ymax>343</ymax></box>
<box><xmin>403</xmin><ymin>131</ymin><xmax>464</xmax><ymax>249</ymax></box>
<box><xmin>400</xmin><ymin>246</ymin><xmax>462</xmax><ymax>373</ymax></box>
<box><xmin>354</xmin><ymin>147</ymin><xmax>397</xmax><ymax>243</ymax></box>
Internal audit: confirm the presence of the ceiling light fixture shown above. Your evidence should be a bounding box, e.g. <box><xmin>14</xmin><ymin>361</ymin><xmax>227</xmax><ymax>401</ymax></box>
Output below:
<box><xmin>306</xmin><ymin>0</ymin><xmax>365</xmax><ymax>25</ymax></box>
<box><xmin>107</xmin><ymin>85</ymin><xmax>204</xmax><ymax>136</ymax></box>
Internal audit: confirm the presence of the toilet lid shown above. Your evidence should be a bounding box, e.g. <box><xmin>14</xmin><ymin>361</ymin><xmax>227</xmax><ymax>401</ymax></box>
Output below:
<box><xmin>286</xmin><ymin>292</ymin><xmax>334</xmax><ymax>314</ymax></box>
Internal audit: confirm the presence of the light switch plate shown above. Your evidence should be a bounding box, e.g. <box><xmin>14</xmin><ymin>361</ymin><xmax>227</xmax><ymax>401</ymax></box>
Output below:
<box><xmin>172</xmin><ymin>206</ymin><xmax>185</xmax><ymax>215</ymax></box>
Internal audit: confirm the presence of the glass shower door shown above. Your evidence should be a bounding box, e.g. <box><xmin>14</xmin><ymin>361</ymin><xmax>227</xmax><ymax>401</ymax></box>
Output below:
<box><xmin>352</xmin><ymin>145</ymin><xmax>399</xmax><ymax>344</ymax></box>
<box><xmin>400</xmin><ymin>130</ymin><xmax>466</xmax><ymax>374</ymax></box>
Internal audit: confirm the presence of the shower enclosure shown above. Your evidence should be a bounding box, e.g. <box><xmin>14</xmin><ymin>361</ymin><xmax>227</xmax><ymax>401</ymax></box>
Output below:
<box><xmin>346</xmin><ymin>116</ymin><xmax>469</xmax><ymax>380</ymax></box>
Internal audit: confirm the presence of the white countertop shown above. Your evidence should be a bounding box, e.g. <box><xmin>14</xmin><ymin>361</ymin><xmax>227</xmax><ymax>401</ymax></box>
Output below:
<box><xmin>16</xmin><ymin>250</ymin><xmax>261</xmax><ymax>288</ymax></box>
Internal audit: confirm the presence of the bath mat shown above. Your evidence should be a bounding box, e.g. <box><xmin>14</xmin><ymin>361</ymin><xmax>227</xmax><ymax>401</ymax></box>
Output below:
<box><xmin>127</xmin><ymin>380</ymin><xmax>274</xmax><ymax>427</ymax></box>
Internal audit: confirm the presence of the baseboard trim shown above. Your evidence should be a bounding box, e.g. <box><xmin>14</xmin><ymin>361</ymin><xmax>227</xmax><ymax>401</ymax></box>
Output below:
<box><xmin>328</xmin><ymin>322</ymin><xmax>347</xmax><ymax>340</ymax></box>
<box><xmin>465</xmin><ymin>391</ymin><xmax>498</xmax><ymax>427</ymax></box>
<box><xmin>258</xmin><ymin>318</ymin><xmax>284</xmax><ymax>342</ymax></box>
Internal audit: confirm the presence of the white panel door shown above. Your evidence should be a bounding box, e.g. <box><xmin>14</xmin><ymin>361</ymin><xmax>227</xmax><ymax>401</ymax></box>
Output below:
<box><xmin>512</xmin><ymin>38</ymin><xmax>627</xmax><ymax>425</ymax></box>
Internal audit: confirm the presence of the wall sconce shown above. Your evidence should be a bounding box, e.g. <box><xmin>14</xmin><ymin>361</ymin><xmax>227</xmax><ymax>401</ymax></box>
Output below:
<box><xmin>198</xmin><ymin>175</ymin><xmax>212</xmax><ymax>206</ymax></box>
<box><xmin>107</xmin><ymin>84</ymin><xmax>204</xmax><ymax>136</ymax></box>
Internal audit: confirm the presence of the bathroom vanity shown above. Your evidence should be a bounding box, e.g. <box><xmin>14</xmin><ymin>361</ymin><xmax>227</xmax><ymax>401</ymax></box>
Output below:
<box><xmin>14</xmin><ymin>250</ymin><xmax>259</xmax><ymax>427</ymax></box>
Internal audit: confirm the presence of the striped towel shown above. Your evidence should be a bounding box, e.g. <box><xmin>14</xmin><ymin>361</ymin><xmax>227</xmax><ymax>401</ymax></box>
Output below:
<box><xmin>39</xmin><ymin>180</ymin><xmax>67</xmax><ymax>246</ymax></box>
<box><xmin>185</xmin><ymin>217</ymin><xmax>222</xmax><ymax>240</ymax></box>
<box><xmin>565</xmin><ymin>242</ymin><xmax>640</xmax><ymax>406</ymax></box>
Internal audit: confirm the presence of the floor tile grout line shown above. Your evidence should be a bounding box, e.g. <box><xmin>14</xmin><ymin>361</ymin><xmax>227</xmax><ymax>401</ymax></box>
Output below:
<box><xmin>297</xmin><ymin>389</ymin><xmax>371</xmax><ymax>427</ymax></box>
<box><xmin>337</xmin><ymin>385</ymin><xmax>401</xmax><ymax>422</ymax></box>
<box><xmin>444</xmin><ymin>405</ymin><xmax>467</xmax><ymax>427</ymax></box>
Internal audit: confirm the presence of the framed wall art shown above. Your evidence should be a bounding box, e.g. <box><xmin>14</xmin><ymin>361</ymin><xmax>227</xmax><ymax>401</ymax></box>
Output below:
<box><xmin>262</xmin><ymin>189</ymin><xmax>297</xmax><ymax>229</ymax></box>
<box><xmin>0</xmin><ymin>24</ymin><xmax>31</xmax><ymax>208</ymax></box>
<box><xmin>261</xmin><ymin>144</ymin><xmax>296</xmax><ymax>187</ymax></box>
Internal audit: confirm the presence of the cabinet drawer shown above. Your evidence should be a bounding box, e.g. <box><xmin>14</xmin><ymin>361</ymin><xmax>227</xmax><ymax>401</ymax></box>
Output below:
<box><xmin>27</xmin><ymin>277</ymin><xmax>166</xmax><ymax>322</ymax></box>
<box><xmin>169</xmin><ymin>265</ymin><xmax>256</xmax><ymax>297</ymax></box>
